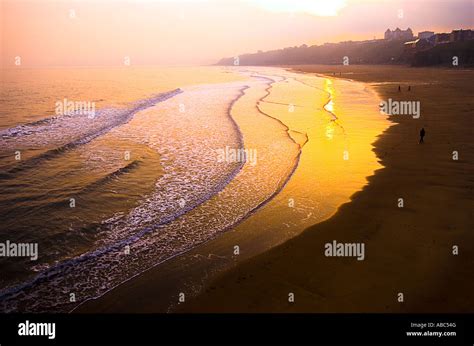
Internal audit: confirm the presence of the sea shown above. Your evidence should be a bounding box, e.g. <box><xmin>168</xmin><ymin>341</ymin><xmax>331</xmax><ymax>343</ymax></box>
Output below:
<box><xmin>0</xmin><ymin>66</ymin><xmax>389</xmax><ymax>312</ymax></box>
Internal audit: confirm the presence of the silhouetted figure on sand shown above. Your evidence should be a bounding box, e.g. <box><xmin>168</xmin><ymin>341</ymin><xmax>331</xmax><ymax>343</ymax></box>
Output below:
<box><xmin>419</xmin><ymin>127</ymin><xmax>425</xmax><ymax>143</ymax></box>
<box><xmin>398</xmin><ymin>85</ymin><xmax>401</xmax><ymax>92</ymax></box>
<box><xmin>408</xmin><ymin>85</ymin><xmax>411</xmax><ymax>91</ymax></box>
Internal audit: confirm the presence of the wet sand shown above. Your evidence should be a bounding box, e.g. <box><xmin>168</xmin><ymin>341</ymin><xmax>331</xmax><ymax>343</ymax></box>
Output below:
<box><xmin>76</xmin><ymin>65</ymin><xmax>473</xmax><ymax>313</ymax></box>
<box><xmin>178</xmin><ymin>65</ymin><xmax>474</xmax><ymax>312</ymax></box>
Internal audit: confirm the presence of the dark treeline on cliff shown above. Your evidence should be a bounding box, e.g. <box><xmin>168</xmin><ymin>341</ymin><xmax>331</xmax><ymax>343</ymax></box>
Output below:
<box><xmin>217</xmin><ymin>39</ymin><xmax>474</xmax><ymax>67</ymax></box>
<box><xmin>412</xmin><ymin>41</ymin><xmax>474</xmax><ymax>66</ymax></box>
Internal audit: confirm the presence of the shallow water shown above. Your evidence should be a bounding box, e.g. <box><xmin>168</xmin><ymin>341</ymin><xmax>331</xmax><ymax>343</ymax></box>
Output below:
<box><xmin>226</xmin><ymin>68</ymin><xmax>390</xmax><ymax>244</ymax></box>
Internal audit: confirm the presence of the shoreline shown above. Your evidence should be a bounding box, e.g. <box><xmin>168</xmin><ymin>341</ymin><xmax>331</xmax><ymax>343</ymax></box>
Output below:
<box><xmin>75</xmin><ymin>67</ymin><xmax>391</xmax><ymax>313</ymax></box>
<box><xmin>177</xmin><ymin>65</ymin><xmax>473</xmax><ymax>312</ymax></box>
<box><xmin>77</xmin><ymin>66</ymin><xmax>474</xmax><ymax>313</ymax></box>
<box><xmin>72</xmin><ymin>75</ymin><xmax>305</xmax><ymax>313</ymax></box>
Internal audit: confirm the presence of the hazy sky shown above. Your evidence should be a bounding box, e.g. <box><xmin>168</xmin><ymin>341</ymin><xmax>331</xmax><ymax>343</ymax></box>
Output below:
<box><xmin>1</xmin><ymin>0</ymin><xmax>473</xmax><ymax>67</ymax></box>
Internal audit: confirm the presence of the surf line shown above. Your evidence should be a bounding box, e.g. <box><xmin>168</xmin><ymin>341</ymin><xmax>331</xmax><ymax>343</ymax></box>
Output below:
<box><xmin>66</xmin><ymin>84</ymin><xmax>255</xmax><ymax>313</ymax></box>
<box><xmin>162</xmin><ymin>77</ymin><xmax>313</xmax><ymax>311</ymax></box>
<box><xmin>74</xmin><ymin>80</ymin><xmax>305</xmax><ymax>314</ymax></box>
<box><xmin>3</xmin><ymin>89</ymin><xmax>183</xmax><ymax>177</ymax></box>
<box><xmin>252</xmin><ymin>74</ymin><xmax>309</xmax><ymax>149</ymax></box>
<box><xmin>0</xmin><ymin>85</ymin><xmax>253</xmax><ymax>313</ymax></box>
<box><xmin>292</xmin><ymin>76</ymin><xmax>347</xmax><ymax>138</ymax></box>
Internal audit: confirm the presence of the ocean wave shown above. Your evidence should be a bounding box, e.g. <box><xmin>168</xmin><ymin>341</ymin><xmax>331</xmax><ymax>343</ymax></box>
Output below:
<box><xmin>0</xmin><ymin>89</ymin><xmax>182</xmax><ymax>175</ymax></box>
<box><xmin>0</xmin><ymin>82</ymin><xmax>250</xmax><ymax>312</ymax></box>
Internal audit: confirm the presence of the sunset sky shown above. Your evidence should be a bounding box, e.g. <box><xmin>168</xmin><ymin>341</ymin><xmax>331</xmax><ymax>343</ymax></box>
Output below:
<box><xmin>1</xmin><ymin>0</ymin><xmax>473</xmax><ymax>67</ymax></box>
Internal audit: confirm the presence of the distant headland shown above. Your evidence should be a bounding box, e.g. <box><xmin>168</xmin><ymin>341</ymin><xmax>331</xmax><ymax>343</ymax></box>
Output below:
<box><xmin>217</xmin><ymin>28</ymin><xmax>474</xmax><ymax>67</ymax></box>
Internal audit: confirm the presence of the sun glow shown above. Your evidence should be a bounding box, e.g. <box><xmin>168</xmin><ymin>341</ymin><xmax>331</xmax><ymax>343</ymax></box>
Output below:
<box><xmin>246</xmin><ymin>0</ymin><xmax>347</xmax><ymax>16</ymax></box>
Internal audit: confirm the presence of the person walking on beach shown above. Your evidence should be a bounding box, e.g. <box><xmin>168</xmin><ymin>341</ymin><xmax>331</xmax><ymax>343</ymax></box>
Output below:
<box><xmin>419</xmin><ymin>127</ymin><xmax>425</xmax><ymax>143</ymax></box>
<box><xmin>398</xmin><ymin>85</ymin><xmax>401</xmax><ymax>92</ymax></box>
<box><xmin>408</xmin><ymin>85</ymin><xmax>411</xmax><ymax>91</ymax></box>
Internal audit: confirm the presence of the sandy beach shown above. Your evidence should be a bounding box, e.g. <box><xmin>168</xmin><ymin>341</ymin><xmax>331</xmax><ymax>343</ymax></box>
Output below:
<box><xmin>75</xmin><ymin>65</ymin><xmax>473</xmax><ymax>313</ymax></box>
<box><xmin>178</xmin><ymin>65</ymin><xmax>474</xmax><ymax>312</ymax></box>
